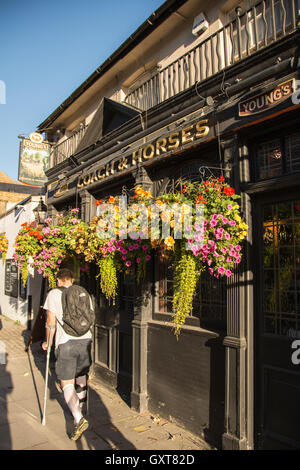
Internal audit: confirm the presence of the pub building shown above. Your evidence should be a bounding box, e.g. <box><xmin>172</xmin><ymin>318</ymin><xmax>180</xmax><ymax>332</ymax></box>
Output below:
<box><xmin>37</xmin><ymin>0</ymin><xmax>300</xmax><ymax>449</ymax></box>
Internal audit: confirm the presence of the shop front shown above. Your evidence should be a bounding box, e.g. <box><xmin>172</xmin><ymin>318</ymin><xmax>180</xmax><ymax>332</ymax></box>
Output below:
<box><xmin>44</xmin><ymin>50</ymin><xmax>300</xmax><ymax>449</ymax></box>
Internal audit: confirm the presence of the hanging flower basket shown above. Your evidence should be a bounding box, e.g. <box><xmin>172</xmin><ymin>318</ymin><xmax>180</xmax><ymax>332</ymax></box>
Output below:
<box><xmin>13</xmin><ymin>177</ymin><xmax>248</xmax><ymax>336</ymax></box>
<box><xmin>0</xmin><ymin>232</ymin><xmax>9</xmax><ymax>262</ymax></box>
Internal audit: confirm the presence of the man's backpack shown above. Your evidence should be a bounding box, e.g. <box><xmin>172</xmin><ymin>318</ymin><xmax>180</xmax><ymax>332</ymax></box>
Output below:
<box><xmin>57</xmin><ymin>285</ymin><xmax>95</xmax><ymax>337</ymax></box>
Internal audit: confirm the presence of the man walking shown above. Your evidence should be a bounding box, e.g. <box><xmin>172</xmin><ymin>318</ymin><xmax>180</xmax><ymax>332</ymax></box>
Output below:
<box><xmin>42</xmin><ymin>268</ymin><xmax>93</xmax><ymax>441</ymax></box>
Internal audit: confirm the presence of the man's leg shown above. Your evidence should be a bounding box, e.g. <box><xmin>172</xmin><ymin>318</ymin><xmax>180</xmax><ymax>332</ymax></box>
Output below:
<box><xmin>75</xmin><ymin>375</ymin><xmax>88</xmax><ymax>412</ymax></box>
<box><xmin>61</xmin><ymin>378</ymin><xmax>89</xmax><ymax>440</ymax></box>
<box><xmin>61</xmin><ymin>379</ymin><xmax>83</xmax><ymax>424</ymax></box>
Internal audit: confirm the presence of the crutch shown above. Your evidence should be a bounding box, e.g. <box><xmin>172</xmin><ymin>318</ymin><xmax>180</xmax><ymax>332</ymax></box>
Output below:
<box><xmin>42</xmin><ymin>326</ymin><xmax>55</xmax><ymax>426</ymax></box>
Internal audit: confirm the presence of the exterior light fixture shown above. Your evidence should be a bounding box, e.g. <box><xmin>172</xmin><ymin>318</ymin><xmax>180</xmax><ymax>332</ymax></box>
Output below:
<box><xmin>33</xmin><ymin>197</ymin><xmax>47</xmax><ymax>224</ymax></box>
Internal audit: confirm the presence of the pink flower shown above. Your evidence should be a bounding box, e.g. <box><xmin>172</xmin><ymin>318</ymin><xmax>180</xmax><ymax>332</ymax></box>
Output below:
<box><xmin>210</xmin><ymin>220</ymin><xmax>217</xmax><ymax>227</ymax></box>
<box><xmin>227</xmin><ymin>204</ymin><xmax>233</xmax><ymax>210</ymax></box>
<box><xmin>145</xmin><ymin>255</ymin><xmax>151</xmax><ymax>261</ymax></box>
<box><xmin>142</xmin><ymin>245</ymin><xmax>148</xmax><ymax>251</ymax></box>
<box><xmin>218</xmin><ymin>266</ymin><xmax>225</xmax><ymax>275</ymax></box>
<box><xmin>126</xmin><ymin>261</ymin><xmax>131</xmax><ymax>267</ymax></box>
<box><xmin>225</xmin><ymin>232</ymin><xmax>231</xmax><ymax>240</ymax></box>
<box><xmin>229</xmin><ymin>220</ymin><xmax>236</xmax><ymax>226</ymax></box>
<box><xmin>122</xmin><ymin>255</ymin><xmax>127</xmax><ymax>261</ymax></box>
<box><xmin>136</xmin><ymin>257</ymin><xmax>141</xmax><ymax>264</ymax></box>
<box><xmin>225</xmin><ymin>269</ymin><xmax>232</xmax><ymax>277</ymax></box>
<box><xmin>235</xmin><ymin>245</ymin><xmax>241</xmax><ymax>251</ymax></box>
<box><xmin>222</xmin><ymin>218</ymin><xmax>228</xmax><ymax>224</ymax></box>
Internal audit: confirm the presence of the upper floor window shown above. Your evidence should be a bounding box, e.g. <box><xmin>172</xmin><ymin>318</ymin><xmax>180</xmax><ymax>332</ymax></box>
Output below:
<box><xmin>229</xmin><ymin>0</ymin><xmax>293</xmax><ymax>58</ymax></box>
<box><xmin>255</xmin><ymin>131</ymin><xmax>300</xmax><ymax>180</ymax></box>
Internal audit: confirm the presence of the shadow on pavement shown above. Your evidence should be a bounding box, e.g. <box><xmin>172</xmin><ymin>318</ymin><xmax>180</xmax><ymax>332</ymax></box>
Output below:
<box><xmin>23</xmin><ymin>333</ymin><xmax>136</xmax><ymax>450</ymax></box>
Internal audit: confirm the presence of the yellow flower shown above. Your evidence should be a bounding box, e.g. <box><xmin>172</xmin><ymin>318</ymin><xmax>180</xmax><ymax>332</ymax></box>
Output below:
<box><xmin>235</xmin><ymin>215</ymin><xmax>241</xmax><ymax>223</ymax></box>
<box><xmin>164</xmin><ymin>236</ymin><xmax>175</xmax><ymax>248</ymax></box>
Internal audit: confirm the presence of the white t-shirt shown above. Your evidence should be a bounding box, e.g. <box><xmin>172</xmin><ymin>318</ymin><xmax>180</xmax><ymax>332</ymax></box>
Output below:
<box><xmin>43</xmin><ymin>287</ymin><xmax>93</xmax><ymax>349</ymax></box>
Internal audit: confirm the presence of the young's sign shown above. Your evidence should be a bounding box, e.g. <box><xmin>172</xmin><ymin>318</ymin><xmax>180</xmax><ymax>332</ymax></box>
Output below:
<box><xmin>239</xmin><ymin>79</ymin><xmax>295</xmax><ymax>117</ymax></box>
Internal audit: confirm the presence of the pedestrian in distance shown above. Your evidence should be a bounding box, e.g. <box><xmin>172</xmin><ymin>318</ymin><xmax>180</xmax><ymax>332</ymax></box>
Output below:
<box><xmin>42</xmin><ymin>268</ymin><xmax>94</xmax><ymax>441</ymax></box>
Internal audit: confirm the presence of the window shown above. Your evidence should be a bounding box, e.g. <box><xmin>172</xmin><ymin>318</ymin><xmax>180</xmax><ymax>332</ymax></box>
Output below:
<box><xmin>155</xmin><ymin>159</ymin><xmax>227</xmax><ymax>330</ymax></box>
<box><xmin>158</xmin><ymin>256</ymin><xmax>226</xmax><ymax>328</ymax></box>
<box><xmin>230</xmin><ymin>0</ymin><xmax>293</xmax><ymax>59</ymax></box>
<box><xmin>263</xmin><ymin>200</ymin><xmax>300</xmax><ymax>336</ymax></box>
<box><xmin>255</xmin><ymin>131</ymin><xmax>300</xmax><ymax>180</ymax></box>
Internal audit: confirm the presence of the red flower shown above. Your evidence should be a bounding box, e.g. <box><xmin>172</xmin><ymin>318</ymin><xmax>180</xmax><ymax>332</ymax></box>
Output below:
<box><xmin>218</xmin><ymin>176</ymin><xmax>225</xmax><ymax>182</ymax></box>
<box><xmin>223</xmin><ymin>187</ymin><xmax>235</xmax><ymax>196</ymax></box>
<box><xmin>94</xmin><ymin>200</ymin><xmax>102</xmax><ymax>206</ymax></box>
<box><xmin>21</xmin><ymin>223</ymin><xmax>28</xmax><ymax>227</ymax></box>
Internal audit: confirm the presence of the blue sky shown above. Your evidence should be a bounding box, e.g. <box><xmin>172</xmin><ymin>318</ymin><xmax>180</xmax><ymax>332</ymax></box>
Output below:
<box><xmin>0</xmin><ymin>0</ymin><xmax>163</xmax><ymax>182</ymax></box>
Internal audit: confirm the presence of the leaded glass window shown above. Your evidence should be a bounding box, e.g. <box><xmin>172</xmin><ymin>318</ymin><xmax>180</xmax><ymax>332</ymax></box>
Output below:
<box><xmin>263</xmin><ymin>200</ymin><xmax>300</xmax><ymax>336</ymax></box>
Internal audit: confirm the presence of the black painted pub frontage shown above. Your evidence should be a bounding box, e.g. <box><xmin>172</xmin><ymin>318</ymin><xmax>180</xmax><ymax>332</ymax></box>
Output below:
<box><xmin>45</xmin><ymin>29</ymin><xmax>300</xmax><ymax>450</ymax></box>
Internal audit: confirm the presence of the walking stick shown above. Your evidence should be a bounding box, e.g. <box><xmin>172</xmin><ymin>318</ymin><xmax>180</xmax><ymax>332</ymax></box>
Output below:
<box><xmin>42</xmin><ymin>326</ymin><xmax>55</xmax><ymax>426</ymax></box>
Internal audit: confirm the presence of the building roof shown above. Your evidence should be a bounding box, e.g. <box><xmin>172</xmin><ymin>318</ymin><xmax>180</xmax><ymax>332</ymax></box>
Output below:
<box><xmin>0</xmin><ymin>171</ymin><xmax>18</xmax><ymax>185</ymax></box>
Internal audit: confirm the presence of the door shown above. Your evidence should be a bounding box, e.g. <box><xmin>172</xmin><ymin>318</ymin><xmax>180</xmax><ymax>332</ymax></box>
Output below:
<box><xmin>254</xmin><ymin>196</ymin><xmax>300</xmax><ymax>449</ymax></box>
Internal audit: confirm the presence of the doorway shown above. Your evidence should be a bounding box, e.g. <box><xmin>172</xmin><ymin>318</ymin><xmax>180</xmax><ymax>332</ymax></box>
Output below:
<box><xmin>254</xmin><ymin>196</ymin><xmax>300</xmax><ymax>449</ymax></box>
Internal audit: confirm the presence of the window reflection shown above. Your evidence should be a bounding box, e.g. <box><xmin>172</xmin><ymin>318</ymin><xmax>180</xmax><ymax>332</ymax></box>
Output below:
<box><xmin>262</xmin><ymin>200</ymin><xmax>300</xmax><ymax>336</ymax></box>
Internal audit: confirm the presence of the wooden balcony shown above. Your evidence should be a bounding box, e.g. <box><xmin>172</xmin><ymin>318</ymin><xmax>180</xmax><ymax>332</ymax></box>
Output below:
<box><xmin>50</xmin><ymin>124</ymin><xmax>88</xmax><ymax>167</ymax></box>
<box><xmin>124</xmin><ymin>0</ymin><xmax>298</xmax><ymax>111</ymax></box>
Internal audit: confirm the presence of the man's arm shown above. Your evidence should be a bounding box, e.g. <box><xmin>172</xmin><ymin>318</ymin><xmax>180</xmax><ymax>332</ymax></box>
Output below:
<box><xmin>42</xmin><ymin>310</ymin><xmax>56</xmax><ymax>351</ymax></box>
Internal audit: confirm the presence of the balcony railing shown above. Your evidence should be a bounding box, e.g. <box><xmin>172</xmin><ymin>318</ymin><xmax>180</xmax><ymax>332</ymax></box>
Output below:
<box><xmin>50</xmin><ymin>124</ymin><xmax>88</xmax><ymax>167</ymax></box>
<box><xmin>124</xmin><ymin>0</ymin><xmax>298</xmax><ymax>111</ymax></box>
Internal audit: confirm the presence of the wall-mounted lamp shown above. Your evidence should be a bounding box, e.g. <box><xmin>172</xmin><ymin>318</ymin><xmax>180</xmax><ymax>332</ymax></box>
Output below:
<box><xmin>33</xmin><ymin>197</ymin><xmax>47</xmax><ymax>225</ymax></box>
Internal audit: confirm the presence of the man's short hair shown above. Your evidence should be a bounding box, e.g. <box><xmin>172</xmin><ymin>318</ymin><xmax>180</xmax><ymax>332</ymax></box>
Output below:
<box><xmin>56</xmin><ymin>268</ymin><xmax>74</xmax><ymax>281</ymax></box>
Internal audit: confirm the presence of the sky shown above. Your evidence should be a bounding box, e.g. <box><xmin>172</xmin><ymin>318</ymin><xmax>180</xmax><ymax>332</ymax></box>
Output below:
<box><xmin>0</xmin><ymin>0</ymin><xmax>164</xmax><ymax>182</ymax></box>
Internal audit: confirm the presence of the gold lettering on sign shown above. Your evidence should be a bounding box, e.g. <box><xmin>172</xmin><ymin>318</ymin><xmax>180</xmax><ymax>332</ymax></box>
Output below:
<box><xmin>132</xmin><ymin>148</ymin><xmax>143</xmax><ymax>165</ymax></box>
<box><xmin>143</xmin><ymin>144</ymin><xmax>155</xmax><ymax>160</ymax></box>
<box><xmin>195</xmin><ymin>119</ymin><xmax>209</xmax><ymax>138</ymax></box>
<box><xmin>77</xmin><ymin>118</ymin><xmax>211</xmax><ymax>188</ymax></box>
<box><xmin>156</xmin><ymin>138</ymin><xmax>167</xmax><ymax>156</ymax></box>
<box><xmin>105</xmin><ymin>161</ymin><xmax>115</xmax><ymax>177</ymax></box>
<box><xmin>168</xmin><ymin>132</ymin><xmax>180</xmax><ymax>150</ymax></box>
<box><xmin>118</xmin><ymin>157</ymin><xmax>128</xmax><ymax>171</ymax></box>
<box><xmin>181</xmin><ymin>125</ymin><xmax>194</xmax><ymax>145</ymax></box>
<box><xmin>239</xmin><ymin>78</ymin><xmax>295</xmax><ymax>116</ymax></box>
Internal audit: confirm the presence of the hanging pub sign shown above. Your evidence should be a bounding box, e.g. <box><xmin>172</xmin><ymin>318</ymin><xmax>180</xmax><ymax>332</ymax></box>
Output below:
<box><xmin>77</xmin><ymin>119</ymin><xmax>211</xmax><ymax>189</ymax></box>
<box><xmin>18</xmin><ymin>133</ymin><xmax>50</xmax><ymax>186</ymax></box>
<box><xmin>238</xmin><ymin>78</ymin><xmax>295</xmax><ymax>117</ymax></box>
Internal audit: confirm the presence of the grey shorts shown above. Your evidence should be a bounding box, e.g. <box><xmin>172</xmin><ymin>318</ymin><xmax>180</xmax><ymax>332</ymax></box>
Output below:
<box><xmin>55</xmin><ymin>339</ymin><xmax>92</xmax><ymax>381</ymax></box>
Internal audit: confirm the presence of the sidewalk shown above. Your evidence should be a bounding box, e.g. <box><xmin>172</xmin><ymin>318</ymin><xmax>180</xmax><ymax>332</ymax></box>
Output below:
<box><xmin>0</xmin><ymin>315</ymin><xmax>211</xmax><ymax>451</ymax></box>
